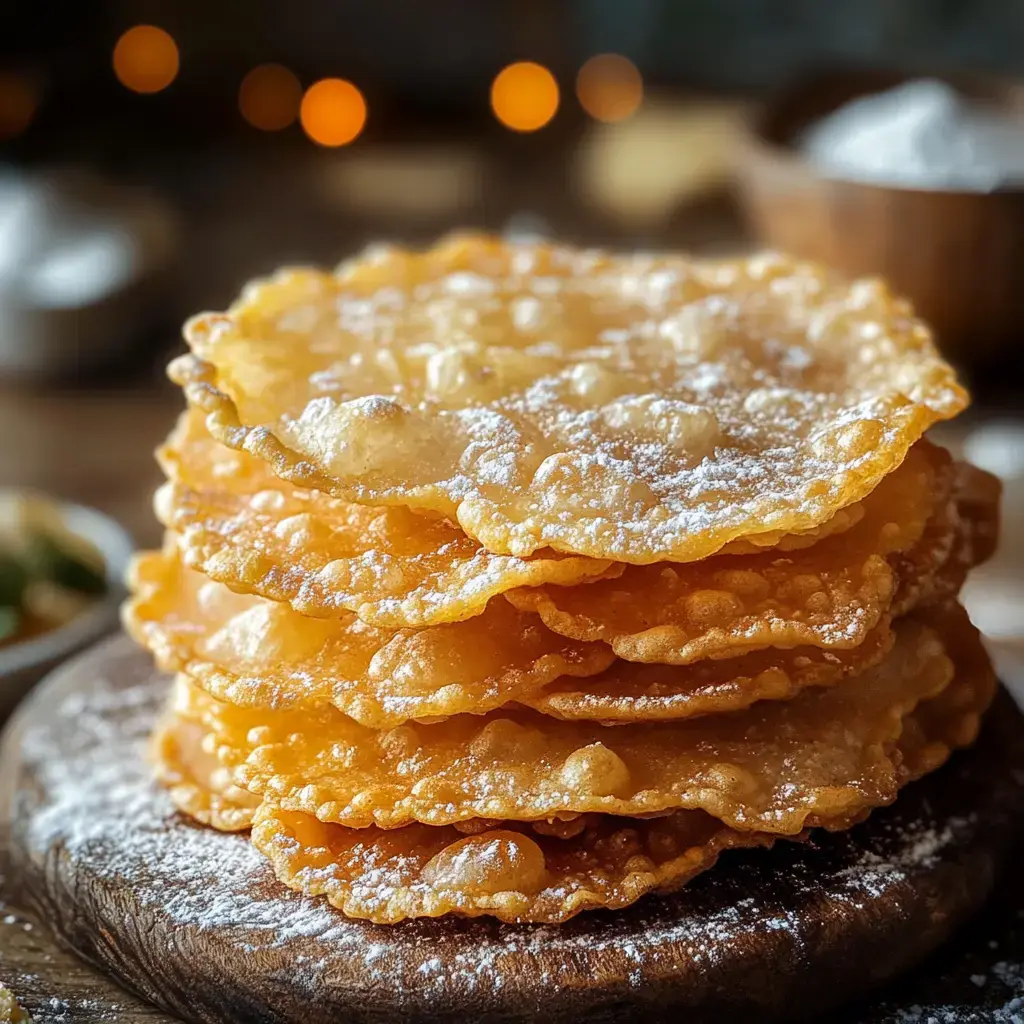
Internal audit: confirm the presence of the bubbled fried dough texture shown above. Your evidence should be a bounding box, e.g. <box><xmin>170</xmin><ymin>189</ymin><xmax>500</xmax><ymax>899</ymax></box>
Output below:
<box><xmin>151</xmin><ymin>713</ymin><xmax>259</xmax><ymax>832</ymax></box>
<box><xmin>124</xmin><ymin>548</ymin><xmax>614</xmax><ymax>729</ymax></box>
<box><xmin>157</xmin><ymin>696</ymin><xmax>614</xmax><ymax>847</ymax></box>
<box><xmin>169</xmin><ymin>237</ymin><xmax>966</xmax><ymax>563</ymax></box>
<box><xmin>184</xmin><ymin>608</ymin><xmax>988</xmax><ymax>833</ymax></box>
<box><xmin>506</xmin><ymin>442</ymin><xmax>956</xmax><ymax>664</ymax></box>
<box><xmin>890</xmin><ymin>463</ymin><xmax>1000</xmax><ymax>617</ymax></box>
<box><xmin>157</xmin><ymin>409</ymin><xmax>614</xmax><ymax>627</ymax></box>
<box><xmin>520</xmin><ymin>623</ymin><xmax>894</xmax><ymax>723</ymax></box>
<box><xmin>251</xmin><ymin>807</ymin><xmax>780</xmax><ymax>925</ymax></box>
<box><xmin>248</xmin><ymin>627</ymin><xmax>990</xmax><ymax>925</ymax></box>
<box><xmin>154</xmin><ymin>691</ymin><xmax>784</xmax><ymax>925</ymax></box>
<box><xmin>155</xmin><ymin>698</ymin><xmax>622</xmax><ymax>846</ymax></box>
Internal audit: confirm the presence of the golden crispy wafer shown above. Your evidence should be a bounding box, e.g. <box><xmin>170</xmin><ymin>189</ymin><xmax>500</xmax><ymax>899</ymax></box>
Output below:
<box><xmin>521</xmin><ymin>623</ymin><xmax>894</xmax><ymax>723</ymax></box>
<box><xmin>893</xmin><ymin>604</ymin><xmax>997</xmax><ymax>781</ymax></box>
<box><xmin>890</xmin><ymin>462</ymin><xmax>999</xmax><ymax>616</ymax></box>
<box><xmin>169</xmin><ymin>237</ymin><xmax>965</xmax><ymax>563</ymax></box>
<box><xmin>157</xmin><ymin>409</ymin><xmax>614</xmax><ymax>627</ymax></box>
<box><xmin>124</xmin><ymin>546</ymin><xmax>614</xmax><ymax>728</ymax></box>
<box><xmin>185</xmin><ymin>610</ymin><xmax>972</xmax><ymax>834</ymax></box>
<box><xmin>247</xmin><ymin>608</ymin><xmax>991</xmax><ymax>924</ymax></box>
<box><xmin>714</xmin><ymin>500</ymin><xmax>866</xmax><ymax>555</ymax></box>
<box><xmin>506</xmin><ymin>442</ymin><xmax>952</xmax><ymax>663</ymax></box>
<box><xmin>251</xmin><ymin>805</ymin><xmax>778</xmax><ymax>924</ymax></box>
<box><xmin>151</xmin><ymin>712</ymin><xmax>259</xmax><ymax>832</ymax></box>
<box><xmin>154</xmin><ymin>603</ymin><xmax>990</xmax><ymax>924</ymax></box>
<box><xmin>156</xmin><ymin>705</ymin><xmax>604</xmax><ymax>843</ymax></box>
<box><xmin>951</xmin><ymin>461</ymin><xmax>1002</xmax><ymax>567</ymax></box>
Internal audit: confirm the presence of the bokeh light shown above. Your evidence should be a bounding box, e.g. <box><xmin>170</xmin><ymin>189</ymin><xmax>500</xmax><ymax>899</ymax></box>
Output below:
<box><xmin>490</xmin><ymin>62</ymin><xmax>559</xmax><ymax>132</ymax></box>
<box><xmin>0</xmin><ymin>72</ymin><xmax>37</xmax><ymax>140</ymax></box>
<box><xmin>576</xmin><ymin>54</ymin><xmax>643</xmax><ymax>123</ymax></box>
<box><xmin>300</xmin><ymin>78</ymin><xmax>367</xmax><ymax>147</ymax></box>
<box><xmin>113</xmin><ymin>25</ymin><xmax>179</xmax><ymax>94</ymax></box>
<box><xmin>240</xmin><ymin>64</ymin><xmax>302</xmax><ymax>131</ymax></box>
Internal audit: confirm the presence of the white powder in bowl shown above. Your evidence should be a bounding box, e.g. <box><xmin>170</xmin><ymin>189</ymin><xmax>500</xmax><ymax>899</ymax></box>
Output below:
<box><xmin>800</xmin><ymin>79</ymin><xmax>1024</xmax><ymax>191</ymax></box>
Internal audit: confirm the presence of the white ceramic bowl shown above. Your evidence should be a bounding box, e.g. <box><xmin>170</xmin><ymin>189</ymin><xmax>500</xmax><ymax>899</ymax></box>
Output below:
<box><xmin>0</xmin><ymin>499</ymin><xmax>134</xmax><ymax>723</ymax></box>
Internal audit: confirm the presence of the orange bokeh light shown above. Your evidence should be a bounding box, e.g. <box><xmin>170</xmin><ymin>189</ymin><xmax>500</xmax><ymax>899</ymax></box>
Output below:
<box><xmin>240</xmin><ymin>64</ymin><xmax>302</xmax><ymax>131</ymax></box>
<box><xmin>113</xmin><ymin>25</ymin><xmax>179</xmax><ymax>94</ymax></box>
<box><xmin>491</xmin><ymin>62</ymin><xmax>559</xmax><ymax>132</ymax></box>
<box><xmin>300</xmin><ymin>78</ymin><xmax>367</xmax><ymax>147</ymax></box>
<box><xmin>576</xmin><ymin>54</ymin><xmax>643</xmax><ymax>123</ymax></box>
<box><xmin>0</xmin><ymin>72</ymin><xmax>37</xmax><ymax>140</ymax></box>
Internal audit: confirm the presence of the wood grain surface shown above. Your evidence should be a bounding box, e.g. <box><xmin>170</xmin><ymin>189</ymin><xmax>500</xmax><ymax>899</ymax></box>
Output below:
<box><xmin>0</xmin><ymin>886</ymin><xmax>176</xmax><ymax>1023</ymax></box>
<box><xmin>1</xmin><ymin>636</ymin><xmax>1023</xmax><ymax>1024</ymax></box>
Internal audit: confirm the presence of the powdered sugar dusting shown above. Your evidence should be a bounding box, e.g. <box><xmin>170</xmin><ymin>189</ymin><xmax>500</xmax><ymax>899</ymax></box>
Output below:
<box><xmin>835</xmin><ymin>818</ymin><xmax>971</xmax><ymax>900</ymax></box>
<box><xmin>21</xmin><ymin>684</ymin><xmax>353</xmax><ymax>947</ymax></box>
<box><xmin>885</xmin><ymin>960</ymin><xmax>1024</xmax><ymax>1023</ymax></box>
<box><xmin>8</xmin><ymin>639</ymin><xmax>1021</xmax><ymax>1021</ymax></box>
<box><xmin>175</xmin><ymin>240</ymin><xmax>966</xmax><ymax>563</ymax></box>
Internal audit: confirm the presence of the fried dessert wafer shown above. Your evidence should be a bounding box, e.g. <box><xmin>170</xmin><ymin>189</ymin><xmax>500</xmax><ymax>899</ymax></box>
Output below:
<box><xmin>157</xmin><ymin>408</ymin><xmax>879</xmax><ymax>627</ymax></box>
<box><xmin>155</xmin><ymin>701</ymin><xmax>608</xmax><ymax>844</ymax></box>
<box><xmin>127</xmin><ymin>543</ymin><xmax>909</xmax><ymax>729</ymax></box>
<box><xmin>713</xmin><ymin>499</ymin><xmax>866</xmax><ymax>555</ymax></box>
<box><xmin>889</xmin><ymin>604</ymin><xmax>997</xmax><ymax>777</ymax></box>
<box><xmin>251</xmin><ymin>806</ymin><xmax>779</xmax><ymax>925</ymax></box>
<box><xmin>134</xmin><ymin>237</ymin><xmax>999</xmax><ymax>931</ymax></box>
<box><xmin>152</xmin><ymin>713</ymin><xmax>259</xmax><ymax>832</ymax></box>
<box><xmin>125</xmin><ymin>547</ymin><xmax>614</xmax><ymax>728</ymax></box>
<box><xmin>169</xmin><ymin>238</ymin><xmax>965</xmax><ymax>563</ymax></box>
<box><xmin>145</xmin><ymin>602</ymin><xmax>991</xmax><ymax>925</ymax></box>
<box><xmin>157</xmin><ymin>409</ymin><xmax>614</xmax><ymax>627</ymax></box>
<box><xmin>891</xmin><ymin>462</ymin><xmax>1000</xmax><ymax>616</ymax></box>
<box><xmin>520</xmin><ymin>623</ymin><xmax>894</xmax><ymax>723</ymax></box>
<box><xmin>952</xmin><ymin>462</ymin><xmax>1002</xmax><ymax>566</ymax></box>
<box><xmin>247</xmin><ymin>611</ymin><xmax>991</xmax><ymax>924</ymax></box>
<box><xmin>182</xmin><ymin>609</ymin><xmax>985</xmax><ymax>834</ymax></box>
<box><xmin>506</xmin><ymin>442</ymin><xmax>958</xmax><ymax>663</ymax></box>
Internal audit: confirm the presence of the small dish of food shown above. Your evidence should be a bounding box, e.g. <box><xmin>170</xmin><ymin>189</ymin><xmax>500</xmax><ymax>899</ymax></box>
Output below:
<box><xmin>0</xmin><ymin>491</ymin><xmax>132</xmax><ymax>721</ymax></box>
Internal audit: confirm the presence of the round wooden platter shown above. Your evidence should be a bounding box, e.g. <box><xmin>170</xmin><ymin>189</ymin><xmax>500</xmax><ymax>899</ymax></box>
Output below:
<box><xmin>2</xmin><ymin>637</ymin><xmax>1024</xmax><ymax>1024</ymax></box>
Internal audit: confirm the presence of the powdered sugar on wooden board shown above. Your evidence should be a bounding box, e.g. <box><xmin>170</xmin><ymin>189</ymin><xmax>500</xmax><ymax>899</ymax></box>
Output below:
<box><xmin>5</xmin><ymin>636</ymin><xmax>1024</xmax><ymax>1023</ymax></box>
<box><xmin>16</xmin><ymin>652</ymin><xmax>967</xmax><ymax>954</ymax></box>
<box><xmin>18</xmin><ymin>669</ymin><xmax>364</xmax><ymax>956</ymax></box>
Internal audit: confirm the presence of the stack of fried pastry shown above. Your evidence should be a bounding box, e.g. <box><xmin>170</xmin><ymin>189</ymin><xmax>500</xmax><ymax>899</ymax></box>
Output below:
<box><xmin>125</xmin><ymin>236</ymin><xmax>1000</xmax><ymax>924</ymax></box>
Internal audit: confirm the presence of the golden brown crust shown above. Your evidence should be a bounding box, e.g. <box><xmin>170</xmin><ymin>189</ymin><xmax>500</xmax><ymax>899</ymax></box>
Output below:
<box><xmin>169</xmin><ymin>238</ymin><xmax>966</xmax><ymax>564</ymax></box>
<box><xmin>172</xmin><ymin>610</ymin><xmax>971</xmax><ymax>833</ymax></box>
<box><xmin>124</xmin><ymin>544</ymin><xmax>614</xmax><ymax>729</ymax></box>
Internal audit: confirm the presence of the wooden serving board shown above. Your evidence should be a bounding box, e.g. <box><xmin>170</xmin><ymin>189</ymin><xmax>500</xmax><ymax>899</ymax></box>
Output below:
<box><xmin>2</xmin><ymin>635</ymin><xmax>1024</xmax><ymax>1024</ymax></box>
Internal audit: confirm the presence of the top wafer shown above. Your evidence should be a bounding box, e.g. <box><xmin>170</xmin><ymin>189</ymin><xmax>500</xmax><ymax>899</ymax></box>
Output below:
<box><xmin>170</xmin><ymin>235</ymin><xmax>967</xmax><ymax>563</ymax></box>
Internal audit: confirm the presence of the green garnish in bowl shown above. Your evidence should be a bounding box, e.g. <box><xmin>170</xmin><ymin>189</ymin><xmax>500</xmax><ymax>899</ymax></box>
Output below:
<box><xmin>0</xmin><ymin>493</ymin><xmax>111</xmax><ymax>649</ymax></box>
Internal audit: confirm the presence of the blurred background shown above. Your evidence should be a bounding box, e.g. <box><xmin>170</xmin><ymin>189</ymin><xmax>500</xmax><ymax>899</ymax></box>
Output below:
<box><xmin>1</xmin><ymin>0</ymin><xmax>1023</xmax><ymax>668</ymax></box>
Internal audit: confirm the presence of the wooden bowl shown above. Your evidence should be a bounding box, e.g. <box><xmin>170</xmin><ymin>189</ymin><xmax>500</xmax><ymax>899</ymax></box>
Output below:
<box><xmin>735</xmin><ymin>69</ymin><xmax>1024</xmax><ymax>366</ymax></box>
